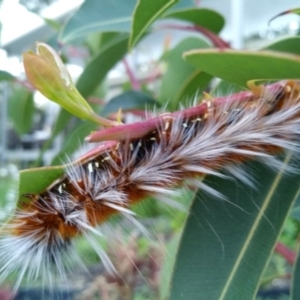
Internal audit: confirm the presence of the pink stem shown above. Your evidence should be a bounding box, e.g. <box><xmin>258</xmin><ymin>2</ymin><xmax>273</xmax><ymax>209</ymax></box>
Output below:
<box><xmin>157</xmin><ymin>24</ymin><xmax>230</xmax><ymax>49</ymax></box>
<box><xmin>85</xmin><ymin>81</ymin><xmax>286</xmax><ymax>143</ymax></box>
<box><xmin>123</xmin><ymin>58</ymin><xmax>141</xmax><ymax>90</ymax></box>
<box><xmin>142</xmin><ymin>68</ymin><xmax>162</xmax><ymax>84</ymax></box>
<box><xmin>88</xmin><ymin>97</ymin><xmax>105</xmax><ymax>105</ymax></box>
<box><xmin>275</xmin><ymin>242</ymin><xmax>296</xmax><ymax>264</ymax></box>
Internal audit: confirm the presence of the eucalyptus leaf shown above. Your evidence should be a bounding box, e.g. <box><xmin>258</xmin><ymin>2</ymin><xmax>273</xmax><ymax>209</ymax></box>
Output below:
<box><xmin>59</xmin><ymin>0</ymin><xmax>136</xmax><ymax>43</ymax></box>
<box><xmin>34</xmin><ymin>109</ymin><xmax>73</xmax><ymax>167</ymax></box>
<box><xmin>129</xmin><ymin>0</ymin><xmax>179</xmax><ymax>49</ymax></box>
<box><xmin>86</xmin><ymin>32</ymin><xmax>120</xmax><ymax>57</ymax></box>
<box><xmin>101</xmin><ymin>90</ymin><xmax>159</xmax><ymax>116</ymax></box>
<box><xmin>211</xmin><ymin>80</ymin><xmax>244</xmax><ymax>97</ymax></box>
<box><xmin>292</xmin><ymin>245</ymin><xmax>300</xmax><ymax>300</ymax></box>
<box><xmin>51</xmin><ymin>121</ymin><xmax>98</xmax><ymax>166</ymax></box>
<box><xmin>184</xmin><ymin>49</ymin><xmax>300</xmax><ymax>87</ymax></box>
<box><xmin>160</xmin><ymin>232</ymin><xmax>182</xmax><ymax>300</ymax></box>
<box><xmin>43</xmin><ymin>18</ymin><xmax>61</xmax><ymax>31</ymax></box>
<box><xmin>163</xmin><ymin>8</ymin><xmax>225</xmax><ymax>34</ymax></box>
<box><xmin>7</xmin><ymin>88</ymin><xmax>35</xmax><ymax>136</ymax></box>
<box><xmin>291</xmin><ymin>189</ymin><xmax>300</xmax><ymax>221</ymax></box>
<box><xmin>164</xmin><ymin>0</ymin><xmax>196</xmax><ymax>13</ymax></box>
<box><xmin>19</xmin><ymin>166</ymin><xmax>64</xmax><ymax>204</ymax></box>
<box><xmin>76</xmin><ymin>33</ymin><xmax>129</xmax><ymax>97</ymax></box>
<box><xmin>176</xmin><ymin>70</ymin><xmax>212</xmax><ymax>105</ymax></box>
<box><xmin>0</xmin><ymin>70</ymin><xmax>15</xmax><ymax>81</ymax></box>
<box><xmin>170</xmin><ymin>155</ymin><xmax>299</xmax><ymax>300</ymax></box>
<box><xmin>263</xmin><ymin>36</ymin><xmax>300</xmax><ymax>55</ymax></box>
<box><xmin>160</xmin><ymin>37</ymin><xmax>211</xmax><ymax>110</ymax></box>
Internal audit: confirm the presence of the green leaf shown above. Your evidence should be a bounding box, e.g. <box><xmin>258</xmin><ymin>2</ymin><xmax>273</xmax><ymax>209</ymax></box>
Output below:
<box><xmin>101</xmin><ymin>90</ymin><xmax>159</xmax><ymax>116</ymax></box>
<box><xmin>292</xmin><ymin>244</ymin><xmax>300</xmax><ymax>299</ymax></box>
<box><xmin>7</xmin><ymin>88</ymin><xmax>35</xmax><ymax>135</ymax></box>
<box><xmin>129</xmin><ymin>0</ymin><xmax>179</xmax><ymax>49</ymax></box>
<box><xmin>164</xmin><ymin>0</ymin><xmax>196</xmax><ymax>13</ymax></box>
<box><xmin>160</xmin><ymin>232</ymin><xmax>183</xmax><ymax>300</ymax></box>
<box><xmin>19</xmin><ymin>166</ymin><xmax>64</xmax><ymax>202</ymax></box>
<box><xmin>59</xmin><ymin>0</ymin><xmax>136</xmax><ymax>43</ymax></box>
<box><xmin>160</xmin><ymin>37</ymin><xmax>211</xmax><ymax>110</ymax></box>
<box><xmin>163</xmin><ymin>8</ymin><xmax>225</xmax><ymax>34</ymax></box>
<box><xmin>291</xmin><ymin>192</ymin><xmax>300</xmax><ymax>221</ymax></box>
<box><xmin>76</xmin><ymin>33</ymin><xmax>129</xmax><ymax>98</ymax></box>
<box><xmin>51</xmin><ymin>121</ymin><xmax>97</xmax><ymax>166</ymax></box>
<box><xmin>184</xmin><ymin>49</ymin><xmax>300</xmax><ymax>88</ymax></box>
<box><xmin>211</xmin><ymin>80</ymin><xmax>244</xmax><ymax>97</ymax></box>
<box><xmin>86</xmin><ymin>32</ymin><xmax>120</xmax><ymax>56</ymax></box>
<box><xmin>263</xmin><ymin>37</ymin><xmax>300</xmax><ymax>55</ymax></box>
<box><xmin>34</xmin><ymin>109</ymin><xmax>73</xmax><ymax>167</ymax></box>
<box><xmin>43</xmin><ymin>18</ymin><xmax>61</xmax><ymax>31</ymax></box>
<box><xmin>176</xmin><ymin>70</ymin><xmax>212</xmax><ymax>104</ymax></box>
<box><xmin>170</xmin><ymin>155</ymin><xmax>299</xmax><ymax>299</ymax></box>
<box><xmin>0</xmin><ymin>70</ymin><xmax>15</xmax><ymax>81</ymax></box>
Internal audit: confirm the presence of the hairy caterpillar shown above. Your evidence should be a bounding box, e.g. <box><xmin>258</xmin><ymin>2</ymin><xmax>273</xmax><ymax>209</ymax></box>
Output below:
<box><xmin>1</xmin><ymin>80</ymin><xmax>300</xmax><ymax>291</ymax></box>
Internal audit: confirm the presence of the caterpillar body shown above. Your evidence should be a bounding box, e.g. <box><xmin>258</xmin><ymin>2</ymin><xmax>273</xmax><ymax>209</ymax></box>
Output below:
<box><xmin>1</xmin><ymin>80</ymin><xmax>300</xmax><ymax>290</ymax></box>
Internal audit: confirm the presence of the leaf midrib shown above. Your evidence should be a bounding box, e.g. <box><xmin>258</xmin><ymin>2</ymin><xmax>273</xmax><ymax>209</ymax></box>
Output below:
<box><xmin>219</xmin><ymin>153</ymin><xmax>292</xmax><ymax>300</ymax></box>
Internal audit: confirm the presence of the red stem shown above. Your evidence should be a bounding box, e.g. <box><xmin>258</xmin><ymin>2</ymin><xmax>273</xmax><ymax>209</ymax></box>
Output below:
<box><xmin>123</xmin><ymin>58</ymin><xmax>141</xmax><ymax>90</ymax></box>
<box><xmin>156</xmin><ymin>24</ymin><xmax>230</xmax><ymax>49</ymax></box>
<box><xmin>88</xmin><ymin>97</ymin><xmax>105</xmax><ymax>105</ymax></box>
<box><xmin>86</xmin><ymin>81</ymin><xmax>286</xmax><ymax>143</ymax></box>
<box><xmin>274</xmin><ymin>242</ymin><xmax>296</xmax><ymax>264</ymax></box>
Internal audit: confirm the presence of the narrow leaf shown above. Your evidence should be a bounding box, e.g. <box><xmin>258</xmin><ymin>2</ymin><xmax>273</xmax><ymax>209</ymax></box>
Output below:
<box><xmin>292</xmin><ymin>244</ymin><xmax>300</xmax><ymax>299</ymax></box>
<box><xmin>76</xmin><ymin>33</ymin><xmax>129</xmax><ymax>97</ymax></box>
<box><xmin>184</xmin><ymin>49</ymin><xmax>300</xmax><ymax>87</ymax></box>
<box><xmin>175</xmin><ymin>70</ymin><xmax>212</xmax><ymax>106</ymax></box>
<box><xmin>163</xmin><ymin>8</ymin><xmax>225</xmax><ymax>34</ymax></box>
<box><xmin>129</xmin><ymin>0</ymin><xmax>179</xmax><ymax>49</ymax></box>
<box><xmin>50</xmin><ymin>122</ymin><xmax>98</xmax><ymax>166</ymax></box>
<box><xmin>160</xmin><ymin>232</ymin><xmax>183</xmax><ymax>300</ymax></box>
<box><xmin>170</xmin><ymin>155</ymin><xmax>299</xmax><ymax>300</ymax></box>
<box><xmin>160</xmin><ymin>37</ymin><xmax>211</xmax><ymax>110</ymax></box>
<box><xmin>59</xmin><ymin>0</ymin><xmax>136</xmax><ymax>43</ymax></box>
<box><xmin>0</xmin><ymin>70</ymin><xmax>15</xmax><ymax>81</ymax></box>
<box><xmin>101</xmin><ymin>90</ymin><xmax>159</xmax><ymax>116</ymax></box>
<box><xmin>7</xmin><ymin>88</ymin><xmax>35</xmax><ymax>135</ymax></box>
<box><xmin>164</xmin><ymin>0</ymin><xmax>196</xmax><ymax>13</ymax></box>
<box><xmin>263</xmin><ymin>37</ymin><xmax>300</xmax><ymax>55</ymax></box>
<box><xmin>211</xmin><ymin>80</ymin><xmax>244</xmax><ymax>97</ymax></box>
<box><xmin>19</xmin><ymin>167</ymin><xmax>65</xmax><ymax>197</ymax></box>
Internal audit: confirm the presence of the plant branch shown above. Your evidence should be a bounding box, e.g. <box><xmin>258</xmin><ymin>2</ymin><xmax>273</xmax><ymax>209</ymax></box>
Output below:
<box><xmin>123</xmin><ymin>58</ymin><xmax>141</xmax><ymax>90</ymax></box>
<box><xmin>156</xmin><ymin>24</ymin><xmax>230</xmax><ymax>49</ymax></box>
<box><xmin>274</xmin><ymin>242</ymin><xmax>296</xmax><ymax>264</ymax></box>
